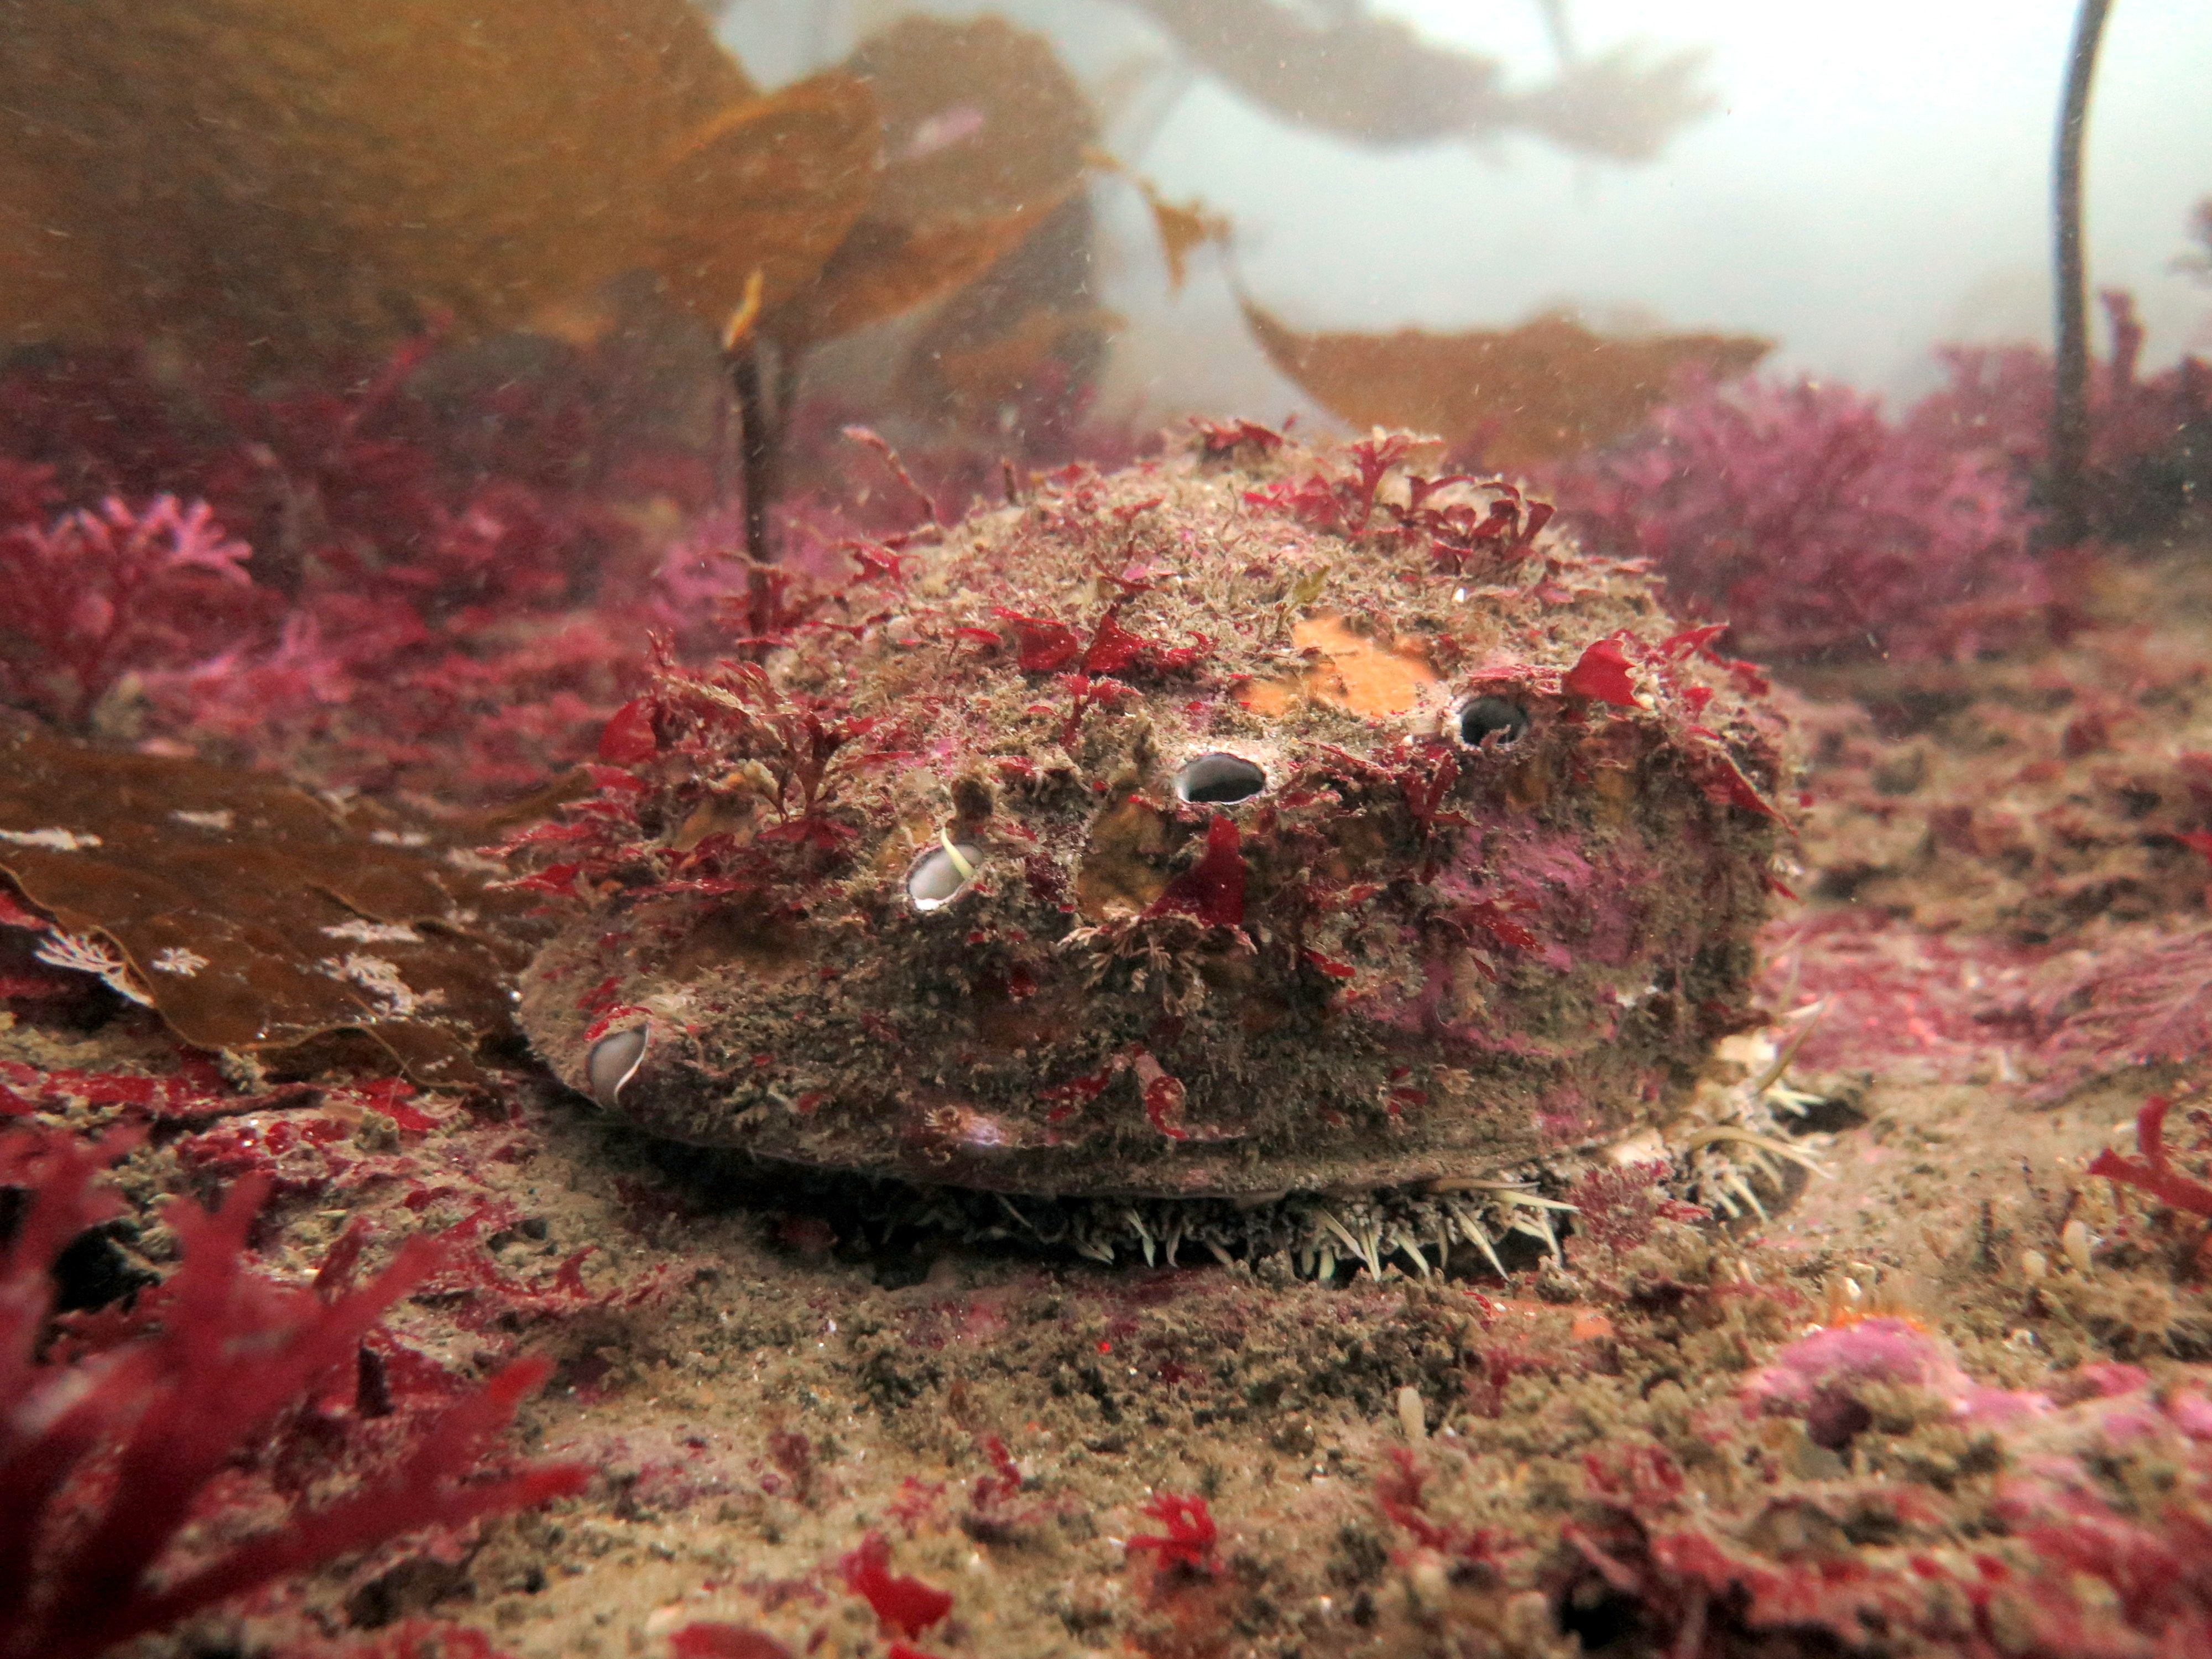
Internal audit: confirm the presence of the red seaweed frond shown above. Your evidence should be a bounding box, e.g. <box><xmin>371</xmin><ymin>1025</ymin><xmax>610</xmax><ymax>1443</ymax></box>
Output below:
<box><xmin>503</xmin><ymin>654</ymin><xmax>897</xmax><ymax>904</ymax></box>
<box><xmin>2088</xmin><ymin>1096</ymin><xmax>2212</xmax><ymax>1220</ymax></box>
<box><xmin>1243</xmin><ymin>432</ymin><xmax>1415</xmax><ymax>535</ymax></box>
<box><xmin>1243</xmin><ymin>470</ymin><xmax>1346</xmax><ymax>533</ymax></box>
<box><xmin>961</xmin><ymin>1434</ymin><xmax>1050</xmax><ymax>1544</ymax></box>
<box><xmin>1126</xmin><ymin>1492</ymin><xmax>1218</xmax><ymax>1570</ymax></box>
<box><xmin>1392</xmin><ymin>472</ymin><xmax>1553</xmax><ymax>576</ymax></box>
<box><xmin>417</xmin><ymin>1207</ymin><xmax>678</xmax><ymax>1331</ymax></box>
<box><xmin>1340</xmin><ymin>432</ymin><xmax>1416</xmax><ymax>529</ymax></box>
<box><xmin>992</xmin><ymin>604</ymin><xmax>1209</xmax><ymax>680</ymax></box>
<box><xmin>1552</xmin><ymin>373</ymin><xmax>2049</xmax><ymax>665</ymax></box>
<box><xmin>837</xmin><ymin>1530</ymin><xmax>954</xmax><ymax>1639</ymax></box>
<box><xmin>1239</xmin><ymin>432</ymin><xmax>1556</xmax><ymax>576</ymax></box>
<box><xmin>841</xmin><ymin>425</ymin><xmax>944</xmax><ymax>529</ymax></box>
<box><xmin>0</xmin><ymin>494</ymin><xmax>262</xmax><ymax>726</ymax></box>
<box><xmin>665</xmin><ymin>1625</ymin><xmax>793</xmax><ymax>1659</ymax></box>
<box><xmin>993</xmin><ymin>601</ymin><xmax>1211</xmax><ymax>750</ymax></box>
<box><xmin>1374</xmin><ymin>1449</ymin><xmax>1515</xmax><ymax>1566</ymax></box>
<box><xmin>2039</xmin><ymin>931</ymin><xmax>2212</xmax><ymax>1092</ymax></box>
<box><xmin>1054</xmin><ymin>672</ymin><xmax>1136</xmax><ymax>749</ymax></box>
<box><xmin>972</xmin><ymin>1434</ymin><xmax>1022</xmax><ymax>1511</ymax></box>
<box><xmin>712</xmin><ymin>563</ymin><xmax>834</xmax><ymax>650</ymax></box>
<box><xmin>994</xmin><ymin>608</ymin><xmax>1081</xmax><ymax>671</ymax></box>
<box><xmin>1564</xmin><ymin>636</ymin><xmax>1641</xmax><ymax>707</ymax></box>
<box><xmin>1188</xmin><ymin>416</ymin><xmax>1285</xmax><ymax>458</ymax></box>
<box><xmin>1144</xmin><ymin>815</ymin><xmax>1248</xmax><ymax>930</ymax></box>
<box><xmin>0</xmin><ymin>337</ymin><xmax>726</xmax><ymax>801</ymax></box>
<box><xmin>0</xmin><ymin>1123</ymin><xmax>587</xmax><ymax>1659</ymax></box>
<box><xmin>656</xmin><ymin>660</ymin><xmax>876</xmax><ymax>826</ymax></box>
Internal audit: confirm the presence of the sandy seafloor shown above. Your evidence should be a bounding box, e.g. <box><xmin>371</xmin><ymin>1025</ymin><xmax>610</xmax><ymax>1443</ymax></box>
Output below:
<box><xmin>14</xmin><ymin>533</ymin><xmax>2212</xmax><ymax>1659</ymax></box>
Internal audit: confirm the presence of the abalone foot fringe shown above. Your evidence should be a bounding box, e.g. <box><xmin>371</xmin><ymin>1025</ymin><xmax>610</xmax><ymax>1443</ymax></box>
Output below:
<box><xmin>639</xmin><ymin>1130</ymin><xmax>1817</xmax><ymax>1281</ymax></box>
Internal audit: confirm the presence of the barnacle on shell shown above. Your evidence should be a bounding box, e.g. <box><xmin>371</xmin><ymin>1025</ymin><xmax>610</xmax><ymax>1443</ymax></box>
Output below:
<box><xmin>585</xmin><ymin>1025</ymin><xmax>650</xmax><ymax>1109</ymax></box>
<box><xmin>906</xmin><ymin>838</ymin><xmax>984</xmax><ymax>911</ymax></box>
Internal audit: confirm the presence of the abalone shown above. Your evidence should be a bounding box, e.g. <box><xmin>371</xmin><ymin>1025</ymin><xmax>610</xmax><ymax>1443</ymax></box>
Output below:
<box><xmin>515</xmin><ymin>431</ymin><xmax>1790</xmax><ymax>1262</ymax></box>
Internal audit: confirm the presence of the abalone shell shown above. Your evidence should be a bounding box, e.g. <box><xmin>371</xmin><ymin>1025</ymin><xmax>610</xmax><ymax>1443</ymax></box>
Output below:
<box><xmin>517</xmin><ymin>434</ymin><xmax>1788</xmax><ymax>1207</ymax></box>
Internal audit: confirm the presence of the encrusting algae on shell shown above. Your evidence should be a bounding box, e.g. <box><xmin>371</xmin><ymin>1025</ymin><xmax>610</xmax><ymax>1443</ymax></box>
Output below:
<box><xmin>513</xmin><ymin>427</ymin><xmax>1796</xmax><ymax>1271</ymax></box>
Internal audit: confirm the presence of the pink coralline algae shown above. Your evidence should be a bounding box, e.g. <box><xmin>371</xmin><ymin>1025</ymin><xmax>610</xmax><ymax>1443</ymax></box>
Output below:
<box><xmin>1742</xmin><ymin>1316</ymin><xmax>2042</xmax><ymax>1448</ymax></box>
<box><xmin>1742</xmin><ymin>1317</ymin><xmax>1975</xmax><ymax>1411</ymax></box>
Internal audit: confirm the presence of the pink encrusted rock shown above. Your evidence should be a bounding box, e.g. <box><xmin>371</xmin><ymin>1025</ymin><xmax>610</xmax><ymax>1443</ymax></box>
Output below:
<box><xmin>514</xmin><ymin>432</ymin><xmax>1791</xmax><ymax>1214</ymax></box>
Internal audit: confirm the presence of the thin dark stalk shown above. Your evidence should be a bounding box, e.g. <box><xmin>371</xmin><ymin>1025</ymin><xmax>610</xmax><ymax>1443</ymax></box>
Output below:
<box><xmin>726</xmin><ymin>340</ymin><xmax>780</xmax><ymax>640</ymax></box>
<box><xmin>2049</xmin><ymin>0</ymin><xmax>2112</xmax><ymax>546</ymax></box>
<box><xmin>727</xmin><ymin>340</ymin><xmax>775</xmax><ymax>567</ymax></box>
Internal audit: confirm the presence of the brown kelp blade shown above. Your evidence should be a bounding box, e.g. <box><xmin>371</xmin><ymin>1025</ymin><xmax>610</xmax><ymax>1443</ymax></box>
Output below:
<box><xmin>650</xmin><ymin>71</ymin><xmax>883</xmax><ymax>331</ymax></box>
<box><xmin>0</xmin><ymin>728</ymin><xmax>529</xmax><ymax>1086</ymax></box>
<box><xmin>1241</xmin><ymin>298</ymin><xmax>1769</xmax><ymax>470</ymax></box>
<box><xmin>769</xmin><ymin>16</ymin><xmax>1094</xmax><ymax>348</ymax></box>
<box><xmin>0</xmin><ymin>0</ymin><xmax>878</xmax><ymax>359</ymax></box>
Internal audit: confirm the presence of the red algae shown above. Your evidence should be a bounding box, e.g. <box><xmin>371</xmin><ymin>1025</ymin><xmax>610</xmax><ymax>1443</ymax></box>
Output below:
<box><xmin>0</xmin><ymin>1124</ymin><xmax>585</xmax><ymax>1659</ymax></box>
<box><xmin>837</xmin><ymin>1531</ymin><xmax>954</xmax><ymax>1639</ymax></box>
<box><xmin>1553</xmin><ymin>371</ymin><xmax>2051</xmax><ymax>666</ymax></box>
<box><xmin>1126</xmin><ymin>1491</ymin><xmax>1219</xmax><ymax>1569</ymax></box>
<box><xmin>2089</xmin><ymin>1096</ymin><xmax>2212</xmax><ymax>1221</ymax></box>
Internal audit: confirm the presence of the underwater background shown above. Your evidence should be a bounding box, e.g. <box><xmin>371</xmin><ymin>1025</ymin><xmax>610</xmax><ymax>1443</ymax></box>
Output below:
<box><xmin>3</xmin><ymin>4</ymin><xmax>2212</xmax><ymax>1658</ymax></box>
